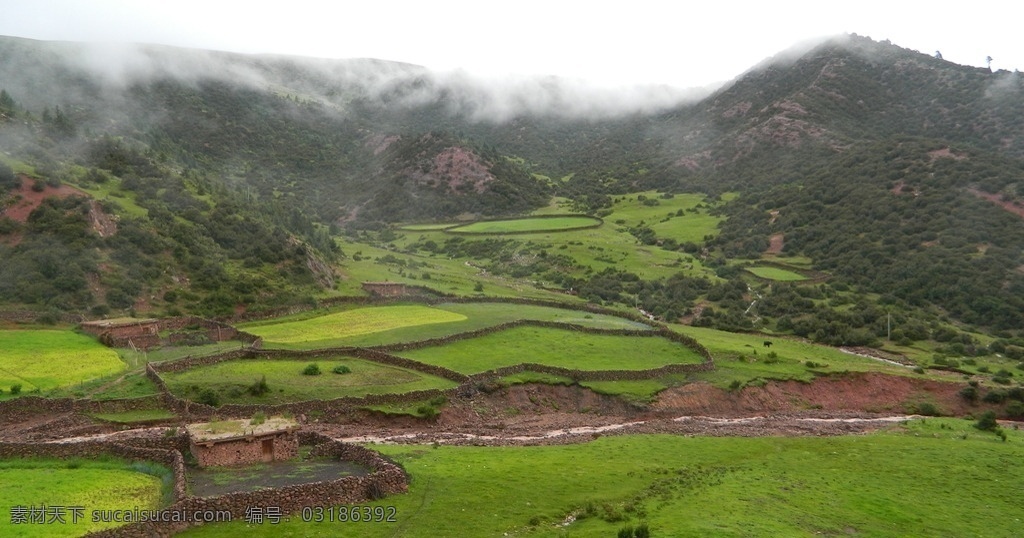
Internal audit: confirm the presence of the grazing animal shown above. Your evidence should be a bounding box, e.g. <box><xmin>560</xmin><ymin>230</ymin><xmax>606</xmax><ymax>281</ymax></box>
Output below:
<box><xmin>763</xmin><ymin>340</ymin><xmax>773</xmax><ymax>348</ymax></box>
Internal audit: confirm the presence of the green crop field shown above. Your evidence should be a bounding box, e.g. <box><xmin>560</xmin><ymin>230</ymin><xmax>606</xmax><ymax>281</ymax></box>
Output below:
<box><xmin>672</xmin><ymin>323</ymin><xmax>921</xmax><ymax>387</ymax></box>
<box><xmin>0</xmin><ymin>456</ymin><xmax>167</xmax><ymax>537</ymax></box>
<box><xmin>446</xmin><ymin>216</ymin><xmax>601</xmax><ymax>234</ymax></box>
<box><xmin>180</xmin><ymin>419</ymin><xmax>1024</xmax><ymax>537</ymax></box>
<box><xmin>746</xmin><ymin>265</ymin><xmax>809</xmax><ymax>281</ymax></box>
<box><xmin>398</xmin><ymin>326</ymin><xmax>705</xmax><ymax>374</ymax></box>
<box><xmin>161</xmin><ymin>358</ymin><xmax>458</xmax><ymax>404</ymax></box>
<box><xmin>240</xmin><ymin>305</ymin><xmax>468</xmax><ymax>347</ymax></box>
<box><xmin>244</xmin><ymin>302</ymin><xmax>649</xmax><ymax>349</ymax></box>
<box><xmin>0</xmin><ymin>330</ymin><xmax>125</xmax><ymax>393</ymax></box>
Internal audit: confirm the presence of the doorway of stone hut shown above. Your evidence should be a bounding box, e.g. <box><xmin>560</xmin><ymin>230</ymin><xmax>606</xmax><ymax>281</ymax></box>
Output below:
<box><xmin>261</xmin><ymin>439</ymin><xmax>273</xmax><ymax>462</ymax></box>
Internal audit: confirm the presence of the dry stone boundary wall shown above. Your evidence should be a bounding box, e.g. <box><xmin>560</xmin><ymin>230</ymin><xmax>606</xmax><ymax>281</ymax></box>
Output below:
<box><xmin>0</xmin><ymin>299</ymin><xmax>712</xmax><ymax>422</ymax></box>
<box><xmin>0</xmin><ymin>432</ymin><xmax>408</xmax><ymax>537</ymax></box>
<box><xmin>141</xmin><ymin>315</ymin><xmax>712</xmax><ymax>419</ymax></box>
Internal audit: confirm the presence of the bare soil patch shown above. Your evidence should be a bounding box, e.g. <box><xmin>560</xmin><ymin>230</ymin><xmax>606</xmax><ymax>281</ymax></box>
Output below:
<box><xmin>765</xmin><ymin>233</ymin><xmax>785</xmax><ymax>255</ymax></box>
<box><xmin>969</xmin><ymin>187</ymin><xmax>1024</xmax><ymax>219</ymax></box>
<box><xmin>1</xmin><ymin>175</ymin><xmax>89</xmax><ymax>223</ymax></box>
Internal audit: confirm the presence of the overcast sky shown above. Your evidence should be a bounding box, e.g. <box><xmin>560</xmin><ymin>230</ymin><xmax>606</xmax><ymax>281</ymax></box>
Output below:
<box><xmin>1</xmin><ymin>0</ymin><xmax>1019</xmax><ymax>89</ymax></box>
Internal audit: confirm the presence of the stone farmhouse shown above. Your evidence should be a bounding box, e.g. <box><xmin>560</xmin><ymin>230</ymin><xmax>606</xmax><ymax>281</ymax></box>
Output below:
<box><xmin>79</xmin><ymin>317</ymin><xmax>160</xmax><ymax>349</ymax></box>
<box><xmin>185</xmin><ymin>417</ymin><xmax>300</xmax><ymax>467</ymax></box>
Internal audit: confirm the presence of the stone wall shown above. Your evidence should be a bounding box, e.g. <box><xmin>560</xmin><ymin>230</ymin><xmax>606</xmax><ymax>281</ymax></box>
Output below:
<box><xmin>0</xmin><ymin>440</ymin><xmax>188</xmax><ymax>505</ymax></box>
<box><xmin>83</xmin><ymin>433</ymin><xmax>408</xmax><ymax>537</ymax></box>
<box><xmin>361</xmin><ymin>282</ymin><xmax>408</xmax><ymax>297</ymax></box>
<box><xmin>141</xmin><ymin>313</ymin><xmax>713</xmax><ymax>420</ymax></box>
<box><xmin>0</xmin><ymin>395</ymin><xmax>169</xmax><ymax>423</ymax></box>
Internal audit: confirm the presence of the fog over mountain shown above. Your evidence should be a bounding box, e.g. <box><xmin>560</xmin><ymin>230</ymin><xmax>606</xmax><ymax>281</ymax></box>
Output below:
<box><xmin>0</xmin><ymin>36</ymin><xmax>717</xmax><ymax>124</ymax></box>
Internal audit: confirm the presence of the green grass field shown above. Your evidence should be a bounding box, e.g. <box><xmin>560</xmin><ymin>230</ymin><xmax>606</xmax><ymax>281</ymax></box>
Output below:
<box><xmin>161</xmin><ymin>358</ymin><xmax>458</xmax><ymax>404</ymax></box>
<box><xmin>672</xmin><ymin>323</ymin><xmax>922</xmax><ymax>388</ymax></box>
<box><xmin>240</xmin><ymin>305</ymin><xmax>468</xmax><ymax>347</ymax></box>
<box><xmin>0</xmin><ymin>456</ymin><xmax>168</xmax><ymax>537</ymax></box>
<box><xmin>446</xmin><ymin>216</ymin><xmax>602</xmax><ymax>234</ymax></box>
<box><xmin>398</xmin><ymin>326</ymin><xmax>705</xmax><ymax>375</ymax></box>
<box><xmin>746</xmin><ymin>265</ymin><xmax>809</xmax><ymax>281</ymax></box>
<box><xmin>0</xmin><ymin>330</ymin><xmax>125</xmax><ymax>393</ymax></box>
<box><xmin>179</xmin><ymin>419</ymin><xmax>1024</xmax><ymax>537</ymax></box>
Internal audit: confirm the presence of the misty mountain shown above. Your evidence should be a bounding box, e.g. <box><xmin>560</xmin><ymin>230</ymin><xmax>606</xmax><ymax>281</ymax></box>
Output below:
<box><xmin>1</xmin><ymin>33</ymin><xmax>1023</xmax><ymax>332</ymax></box>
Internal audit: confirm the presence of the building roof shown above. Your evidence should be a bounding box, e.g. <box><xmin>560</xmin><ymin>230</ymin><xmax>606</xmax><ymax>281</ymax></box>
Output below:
<box><xmin>186</xmin><ymin>417</ymin><xmax>299</xmax><ymax>444</ymax></box>
<box><xmin>80</xmin><ymin>317</ymin><xmax>158</xmax><ymax>328</ymax></box>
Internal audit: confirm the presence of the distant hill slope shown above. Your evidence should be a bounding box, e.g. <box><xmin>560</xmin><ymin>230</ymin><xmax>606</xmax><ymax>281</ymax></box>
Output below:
<box><xmin>1</xmin><ymin>34</ymin><xmax>1023</xmax><ymax>333</ymax></box>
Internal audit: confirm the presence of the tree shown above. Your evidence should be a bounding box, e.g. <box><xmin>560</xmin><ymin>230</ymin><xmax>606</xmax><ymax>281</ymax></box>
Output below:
<box><xmin>0</xmin><ymin>89</ymin><xmax>14</xmax><ymax>117</ymax></box>
<box><xmin>986</xmin><ymin>56</ymin><xmax>994</xmax><ymax>70</ymax></box>
<box><xmin>0</xmin><ymin>161</ymin><xmax>15</xmax><ymax>190</ymax></box>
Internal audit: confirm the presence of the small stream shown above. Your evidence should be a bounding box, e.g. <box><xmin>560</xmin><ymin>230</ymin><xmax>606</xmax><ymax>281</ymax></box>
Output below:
<box><xmin>340</xmin><ymin>415</ymin><xmax>918</xmax><ymax>444</ymax></box>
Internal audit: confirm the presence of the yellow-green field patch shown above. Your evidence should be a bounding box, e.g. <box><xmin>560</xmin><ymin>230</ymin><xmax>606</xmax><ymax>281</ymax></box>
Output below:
<box><xmin>0</xmin><ymin>458</ymin><xmax>165</xmax><ymax>537</ymax></box>
<box><xmin>240</xmin><ymin>305</ymin><xmax>467</xmax><ymax>345</ymax></box>
<box><xmin>0</xmin><ymin>330</ymin><xmax>125</xmax><ymax>392</ymax></box>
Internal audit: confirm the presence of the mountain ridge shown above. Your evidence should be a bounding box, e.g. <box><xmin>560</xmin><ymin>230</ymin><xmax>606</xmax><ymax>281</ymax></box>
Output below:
<box><xmin>1</xmin><ymin>33</ymin><xmax>1022</xmax><ymax>343</ymax></box>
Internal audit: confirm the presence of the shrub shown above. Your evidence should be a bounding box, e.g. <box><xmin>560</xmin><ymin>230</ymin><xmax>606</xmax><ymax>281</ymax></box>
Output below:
<box><xmin>197</xmin><ymin>389</ymin><xmax>220</xmax><ymax>407</ymax></box>
<box><xmin>10</xmin><ymin>384</ymin><xmax>22</xmax><ymax>395</ymax></box>
<box><xmin>1005</xmin><ymin>401</ymin><xmax>1024</xmax><ymax>418</ymax></box>
<box><xmin>982</xmin><ymin>390</ymin><xmax>1006</xmax><ymax>404</ymax></box>
<box><xmin>251</xmin><ymin>412</ymin><xmax>266</xmax><ymax>426</ymax></box>
<box><xmin>248</xmin><ymin>375</ymin><xmax>270</xmax><ymax>396</ymax></box>
<box><xmin>914</xmin><ymin>402</ymin><xmax>940</xmax><ymax>416</ymax></box>
<box><xmin>302</xmin><ymin>363</ymin><xmax>322</xmax><ymax>376</ymax></box>
<box><xmin>416</xmin><ymin>405</ymin><xmax>440</xmax><ymax>419</ymax></box>
<box><xmin>958</xmin><ymin>386</ymin><xmax>978</xmax><ymax>402</ymax></box>
<box><xmin>332</xmin><ymin>365</ymin><xmax>352</xmax><ymax>375</ymax></box>
<box><xmin>974</xmin><ymin>410</ymin><xmax>999</xmax><ymax>431</ymax></box>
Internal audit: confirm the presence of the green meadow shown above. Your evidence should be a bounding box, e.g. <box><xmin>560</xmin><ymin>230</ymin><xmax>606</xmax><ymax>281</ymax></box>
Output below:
<box><xmin>398</xmin><ymin>326</ymin><xmax>705</xmax><ymax>374</ymax></box>
<box><xmin>746</xmin><ymin>265</ymin><xmax>809</xmax><ymax>281</ymax></box>
<box><xmin>0</xmin><ymin>456</ymin><xmax>168</xmax><ymax>537</ymax></box>
<box><xmin>180</xmin><ymin>419</ymin><xmax>1024</xmax><ymax>537</ymax></box>
<box><xmin>672</xmin><ymin>323</ymin><xmax>919</xmax><ymax>387</ymax></box>
<box><xmin>0</xmin><ymin>330</ymin><xmax>124</xmax><ymax>393</ymax></box>
<box><xmin>161</xmin><ymin>357</ymin><xmax>458</xmax><ymax>404</ymax></box>
<box><xmin>446</xmin><ymin>216</ymin><xmax>602</xmax><ymax>234</ymax></box>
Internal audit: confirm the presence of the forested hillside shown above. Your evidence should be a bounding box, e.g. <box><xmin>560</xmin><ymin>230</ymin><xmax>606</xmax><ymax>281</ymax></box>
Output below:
<box><xmin>1</xmin><ymin>33</ymin><xmax>1022</xmax><ymax>349</ymax></box>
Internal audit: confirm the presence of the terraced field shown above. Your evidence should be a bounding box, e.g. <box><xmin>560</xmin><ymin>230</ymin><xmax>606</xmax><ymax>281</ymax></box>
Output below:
<box><xmin>0</xmin><ymin>456</ymin><xmax>167</xmax><ymax>537</ymax></box>
<box><xmin>398</xmin><ymin>325</ymin><xmax>705</xmax><ymax>374</ymax></box>
<box><xmin>0</xmin><ymin>330</ymin><xmax>125</xmax><ymax>393</ymax></box>
<box><xmin>161</xmin><ymin>357</ymin><xmax>458</xmax><ymax>404</ymax></box>
<box><xmin>745</xmin><ymin>265</ymin><xmax>809</xmax><ymax>281</ymax></box>
<box><xmin>240</xmin><ymin>305</ymin><xmax>467</xmax><ymax>348</ymax></box>
<box><xmin>446</xmin><ymin>216</ymin><xmax>601</xmax><ymax>234</ymax></box>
